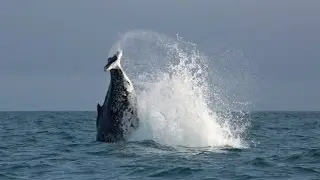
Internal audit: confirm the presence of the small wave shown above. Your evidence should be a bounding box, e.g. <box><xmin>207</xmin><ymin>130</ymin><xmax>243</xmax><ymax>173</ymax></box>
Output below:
<box><xmin>279</xmin><ymin>148</ymin><xmax>320</xmax><ymax>164</ymax></box>
<box><xmin>0</xmin><ymin>173</ymin><xmax>28</xmax><ymax>180</ymax></box>
<box><xmin>293</xmin><ymin>166</ymin><xmax>320</xmax><ymax>175</ymax></box>
<box><xmin>129</xmin><ymin>140</ymin><xmax>177</xmax><ymax>151</ymax></box>
<box><xmin>247</xmin><ymin>157</ymin><xmax>273</xmax><ymax>168</ymax></box>
<box><xmin>307</xmin><ymin>148</ymin><xmax>320</xmax><ymax>158</ymax></box>
<box><xmin>148</xmin><ymin>167</ymin><xmax>202</xmax><ymax>178</ymax></box>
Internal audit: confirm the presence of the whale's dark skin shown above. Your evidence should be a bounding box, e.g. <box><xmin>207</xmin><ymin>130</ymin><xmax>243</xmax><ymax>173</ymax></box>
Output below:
<box><xmin>96</xmin><ymin>51</ymin><xmax>139</xmax><ymax>143</ymax></box>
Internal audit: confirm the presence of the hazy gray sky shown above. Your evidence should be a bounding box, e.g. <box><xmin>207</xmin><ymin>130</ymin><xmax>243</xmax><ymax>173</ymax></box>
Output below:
<box><xmin>1</xmin><ymin>0</ymin><xmax>319</xmax><ymax>111</ymax></box>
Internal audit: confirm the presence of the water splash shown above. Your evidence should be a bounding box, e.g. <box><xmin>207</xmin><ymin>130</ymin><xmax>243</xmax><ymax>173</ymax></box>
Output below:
<box><xmin>108</xmin><ymin>30</ymin><xmax>250</xmax><ymax>148</ymax></box>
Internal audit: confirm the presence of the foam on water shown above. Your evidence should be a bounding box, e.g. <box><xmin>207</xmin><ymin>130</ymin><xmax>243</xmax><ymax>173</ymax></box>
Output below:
<box><xmin>108</xmin><ymin>30</ymin><xmax>249</xmax><ymax>148</ymax></box>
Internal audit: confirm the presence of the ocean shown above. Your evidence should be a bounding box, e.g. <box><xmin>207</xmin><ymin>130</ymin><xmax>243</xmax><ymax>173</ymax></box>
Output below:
<box><xmin>0</xmin><ymin>111</ymin><xmax>319</xmax><ymax>180</ymax></box>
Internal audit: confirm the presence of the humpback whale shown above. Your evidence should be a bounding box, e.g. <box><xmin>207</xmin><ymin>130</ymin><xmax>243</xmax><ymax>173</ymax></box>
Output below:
<box><xmin>96</xmin><ymin>50</ymin><xmax>139</xmax><ymax>142</ymax></box>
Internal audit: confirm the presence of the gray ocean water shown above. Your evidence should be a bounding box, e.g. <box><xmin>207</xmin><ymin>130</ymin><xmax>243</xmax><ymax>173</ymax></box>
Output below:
<box><xmin>0</xmin><ymin>111</ymin><xmax>319</xmax><ymax>179</ymax></box>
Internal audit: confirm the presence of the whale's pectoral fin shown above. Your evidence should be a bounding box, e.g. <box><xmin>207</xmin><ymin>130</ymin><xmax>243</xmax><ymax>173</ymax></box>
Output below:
<box><xmin>97</xmin><ymin>103</ymin><xmax>102</xmax><ymax>115</ymax></box>
<box><xmin>96</xmin><ymin>103</ymin><xmax>102</xmax><ymax>128</ymax></box>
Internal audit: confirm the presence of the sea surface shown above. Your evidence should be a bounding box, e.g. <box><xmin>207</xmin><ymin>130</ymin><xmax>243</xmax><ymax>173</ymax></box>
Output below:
<box><xmin>0</xmin><ymin>111</ymin><xmax>320</xmax><ymax>180</ymax></box>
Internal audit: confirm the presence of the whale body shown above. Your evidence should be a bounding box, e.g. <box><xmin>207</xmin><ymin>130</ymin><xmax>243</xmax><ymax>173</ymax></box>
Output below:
<box><xmin>96</xmin><ymin>50</ymin><xmax>139</xmax><ymax>142</ymax></box>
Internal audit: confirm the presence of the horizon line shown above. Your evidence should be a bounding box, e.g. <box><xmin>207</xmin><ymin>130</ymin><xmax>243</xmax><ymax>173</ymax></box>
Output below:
<box><xmin>1</xmin><ymin>110</ymin><xmax>320</xmax><ymax>112</ymax></box>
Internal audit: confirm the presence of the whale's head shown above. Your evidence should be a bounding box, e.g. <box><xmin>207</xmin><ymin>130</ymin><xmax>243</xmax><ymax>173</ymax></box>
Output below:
<box><xmin>104</xmin><ymin>50</ymin><xmax>123</xmax><ymax>71</ymax></box>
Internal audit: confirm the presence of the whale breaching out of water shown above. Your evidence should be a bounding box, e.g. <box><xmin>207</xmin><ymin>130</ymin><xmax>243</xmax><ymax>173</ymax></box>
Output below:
<box><xmin>96</xmin><ymin>50</ymin><xmax>139</xmax><ymax>142</ymax></box>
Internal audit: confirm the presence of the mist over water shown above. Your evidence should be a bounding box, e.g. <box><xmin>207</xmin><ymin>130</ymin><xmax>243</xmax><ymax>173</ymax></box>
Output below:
<box><xmin>107</xmin><ymin>30</ymin><xmax>250</xmax><ymax>148</ymax></box>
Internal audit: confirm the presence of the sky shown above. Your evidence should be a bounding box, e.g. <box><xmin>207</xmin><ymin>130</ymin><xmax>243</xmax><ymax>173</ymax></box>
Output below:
<box><xmin>0</xmin><ymin>0</ymin><xmax>319</xmax><ymax>111</ymax></box>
